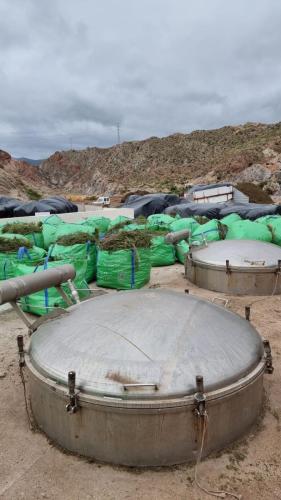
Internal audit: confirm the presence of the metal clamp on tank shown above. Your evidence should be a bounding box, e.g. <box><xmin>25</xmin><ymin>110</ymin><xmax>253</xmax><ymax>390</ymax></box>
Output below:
<box><xmin>66</xmin><ymin>371</ymin><xmax>79</xmax><ymax>414</ymax></box>
<box><xmin>17</xmin><ymin>335</ymin><xmax>25</xmax><ymax>367</ymax></box>
<box><xmin>193</xmin><ymin>375</ymin><xmax>207</xmax><ymax>418</ymax></box>
<box><xmin>263</xmin><ymin>339</ymin><xmax>274</xmax><ymax>374</ymax></box>
<box><xmin>276</xmin><ymin>259</ymin><xmax>281</xmax><ymax>274</ymax></box>
<box><xmin>225</xmin><ymin>259</ymin><xmax>231</xmax><ymax>275</ymax></box>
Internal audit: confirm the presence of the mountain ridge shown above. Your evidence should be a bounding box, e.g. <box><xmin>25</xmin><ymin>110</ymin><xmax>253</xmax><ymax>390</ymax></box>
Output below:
<box><xmin>14</xmin><ymin>157</ymin><xmax>44</xmax><ymax>166</ymax></box>
<box><xmin>2</xmin><ymin>121</ymin><xmax>281</xmax><ymax>201</ymax></box>
<box><xmin>40</xmin><ymin>121</ymin><xmax>281</xmax><ymax>197</ymax></box>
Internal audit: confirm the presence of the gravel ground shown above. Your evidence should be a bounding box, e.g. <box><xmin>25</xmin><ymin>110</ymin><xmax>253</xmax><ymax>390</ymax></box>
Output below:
<box><xmin>1</xmin><ymin>264</ymin><xmax>281</xmax><ymax>499</ymax></box>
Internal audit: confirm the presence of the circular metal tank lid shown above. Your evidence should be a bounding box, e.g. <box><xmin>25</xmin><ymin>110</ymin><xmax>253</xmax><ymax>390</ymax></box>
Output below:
<box><xmin>29</xmin><ymin>289</ymin><xmax>263</xmax><ymax>399</ymax></box>
<box><xmin>191</xmin><ymin>240</ymin><xmax>281</xmax><ymax>268</ymax></box>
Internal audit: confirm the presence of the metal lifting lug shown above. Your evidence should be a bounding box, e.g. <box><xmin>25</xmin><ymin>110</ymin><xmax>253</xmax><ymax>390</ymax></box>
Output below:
<box><xmin>66</xmin><ymin>371</ymin><xmax>79</xmax><ymax>414</ymax></box>
<box><xmin>17</xmin><ymin>335</ymin><xmax>25</xmax><ymax>367</ymax></box>
<box><xmin>263</xmin><ymin>339</ymin><xmax>274</xmax><ymax>374</ymax></box>
<box><xmin>193</xmin><ymin>375</ymin><xmax>207</xmax><ymax>418</ymax></box>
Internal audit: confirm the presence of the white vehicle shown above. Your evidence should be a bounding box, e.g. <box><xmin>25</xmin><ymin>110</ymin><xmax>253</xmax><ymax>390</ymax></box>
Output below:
<box><xmin>93</xmin><ymin>196</ymin><xmax>110</xmax><ymax>206</ymax></box>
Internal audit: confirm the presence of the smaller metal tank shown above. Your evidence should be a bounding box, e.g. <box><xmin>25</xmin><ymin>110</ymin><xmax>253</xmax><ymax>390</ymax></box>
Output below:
<box><xmin>185</xmin><ymin>239</ymin><xmax>281</xmax><ymax>295</ymax></box>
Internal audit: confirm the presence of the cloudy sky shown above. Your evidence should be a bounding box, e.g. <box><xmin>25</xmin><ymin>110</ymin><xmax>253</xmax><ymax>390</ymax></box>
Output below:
<box><xmin>1</xmin><ymin>0</ymin><xmax>281</xmax><ymax>158</ymax></box>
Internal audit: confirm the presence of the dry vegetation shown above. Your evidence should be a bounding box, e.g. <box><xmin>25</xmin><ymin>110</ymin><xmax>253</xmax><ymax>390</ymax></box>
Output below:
<box><xmin>40</xmin><ymin>122</ymin><xmax>281</xmax><ymax>196</ymax></box>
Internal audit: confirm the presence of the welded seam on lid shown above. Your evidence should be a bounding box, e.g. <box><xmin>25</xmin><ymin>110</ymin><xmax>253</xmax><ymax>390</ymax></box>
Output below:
<box><xmin>92</xmin><ymin>321</ymin><xmax>154</xmax><ymax>362</ymax></box>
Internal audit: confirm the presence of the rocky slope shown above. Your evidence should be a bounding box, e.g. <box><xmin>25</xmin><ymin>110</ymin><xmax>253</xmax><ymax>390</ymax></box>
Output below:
<box><xmin>40</xmin><ymin>122</ymin><xmax>281</xmax><ymax>197</ymax></box>
<box><xmin>0</xmin><ymin>150</ymin><xmax>46</xmax><ymax>200</ymax></box>
<box><xmin>2</xmin><ymin>122</ymin><xmax>281</xmax><ymax>200</ymax></box>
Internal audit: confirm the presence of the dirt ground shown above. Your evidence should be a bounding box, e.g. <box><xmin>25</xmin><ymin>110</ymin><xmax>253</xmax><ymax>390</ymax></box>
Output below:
<box><xmin>1</xmin><ymin>264</ymin><xmax>281</xmax><ymax>500</ymax></box>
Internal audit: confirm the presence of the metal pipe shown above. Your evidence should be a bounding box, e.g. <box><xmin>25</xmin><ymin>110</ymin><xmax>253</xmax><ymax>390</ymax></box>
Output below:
<box><xmin>0</xmin><ymin>265</ymin><xmax>76</xmax><ymax>305</ymax></box>
<box><xmin>164</xmin><ymin>229</ymin><xmax>190</xmax><ymax>245</ymax></box>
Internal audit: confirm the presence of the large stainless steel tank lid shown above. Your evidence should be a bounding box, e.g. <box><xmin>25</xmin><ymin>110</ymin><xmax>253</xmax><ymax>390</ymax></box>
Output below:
<box><xmin>29</xmin><ymin>289</ymin><xmax>263</xmax><ymax>399</ymax></box>
<box><xmin>191</xmin><ymin>240</ymin><xmax>281</xmax><ymax>268</ymax></box>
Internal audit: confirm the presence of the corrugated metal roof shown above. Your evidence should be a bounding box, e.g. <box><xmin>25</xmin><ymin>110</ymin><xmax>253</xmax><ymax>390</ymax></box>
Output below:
<box><xmin>188</xmin><ymin>182</ymin><xmax>233</xmax><ymax>194</ymax></box>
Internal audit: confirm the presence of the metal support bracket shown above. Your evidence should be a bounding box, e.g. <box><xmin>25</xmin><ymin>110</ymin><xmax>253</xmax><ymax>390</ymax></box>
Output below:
<box><xmin>263</xmin><ymin>339</ymin><xmax>274</xmax><ymax>374</ymax></box>
<box><xmin>10</xmin><ymin>301</ymin><xmax>32</xmax><ymax>329</ymax></box>
<box><xmin>66</xmin><ymin>371</ymin><xmax>79</xmax><ymax>414</ymax></box>
<box><xmin>55</xmin><ymin>285</ymin><xmax>73</xmax><ymax>307</ymax></box>
<box><xmin>276</xmin><ymin>260</ymin><xmax>281</xmax><ymax>274</ymax></box>
<box><xmin>10</xmin><ymin>300</ymin><xmax>68</xmax><ymax>335</ymax></box>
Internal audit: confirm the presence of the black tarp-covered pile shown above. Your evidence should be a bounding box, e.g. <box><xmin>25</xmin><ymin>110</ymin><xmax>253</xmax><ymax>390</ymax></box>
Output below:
<box><xmin>165</xmin><ymin>202</ymin><xmax>281</xmax><ymax>220</ymax></box>
<box><xmin>0</xmin><ymin>197</ymin><xmax>23</xmax><ymax>218</ymax></box>
<box><xmin>0</xmin><ymin>196</ymin><xmax>78</xmax><ymax>217</ymax></box>
<box><xmin>123</xmin><ymin>193</ymin><xmax>180</xmax><ymax>217</ymax></box>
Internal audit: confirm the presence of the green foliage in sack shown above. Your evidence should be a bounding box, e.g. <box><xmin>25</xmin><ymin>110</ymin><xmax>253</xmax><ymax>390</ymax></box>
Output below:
<box><xmin>176</xmin><ymin>240</ymin><xmax>190</xmax><ymax>264</ymax></box>
<box><xmin>170</xmin><ymin>217</ymin><xmax>199</xmax><ymax>233</ymax></box>
<box><xmin>150</xmin><ymin>236</ymin><xmax>176</xmax><ymax>266</ymax></box>
<box><xmin>220</xmin><ymin>213</ymin><xmax>241</xmax><ymax>227</ymax></box>
<box><xmin>226</xmin><ymin>220</ymin><xmax>272</xmax><ymax>242</ymax></box>
<box><xmin>0</xmin><ymin>235</ymin><xmax>46</xmax><ymax>280</ymax></box>
<box><xmin>97</xmin><ymin>248</ymin><xmax>151</xmax><ymax>290</ymax></box>
<box><xmin>191</xmin><ymin>220</ymin><xmax>227</xmax><ymax>245</ymax></box>
<box><xmin>16</xmin><ymin>259</ymin><xmax>90</xmax><ymax>316</ymax></box>
<box><xmin>2</xmin><ymin>221</ymin><xmax>44</xmax><ymax>248</ymax></box>
<box><xmin>50</xmin><ymin>235</ymin><xmax>97</xmax><ymax>283</ymax></box>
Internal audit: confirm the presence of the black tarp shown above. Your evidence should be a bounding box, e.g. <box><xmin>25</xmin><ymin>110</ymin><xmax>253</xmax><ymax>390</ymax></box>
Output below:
<box><xmin>0</xmin><ymin>197</ymin><xmax>22</xmax><ymax>218</ymax></box>
<box><xmin>13</xmin><ymin>201</ymin><xmax>58</xmax><ymax>217</ymax></box>
<box><xmin>13</xmin><ymin>197</ymin><xmax>78</xmax><ymax>217</ymax></box>
<box><xmin>123</xmin><ymin>193</ymin><xmax>180</xmax><ymax>217</ymax></box>
<box><xmin>40</xmin><ymin>197</ymin><xmax>78</xmax><ymax>213</ymax></box>
<box><xmin>165</xmin><ymin>201</ymin><xmax>281</xmax><ymax>220</ymax></box>
<box><xmin>165</xmin><ymin>202</ymin><xmax>227</xmax><ymax>219</ymax></box>
<box><xmin>218</xmin><ymin>203</ymin><xmax>281</xmax><ymax>219</ymax></box>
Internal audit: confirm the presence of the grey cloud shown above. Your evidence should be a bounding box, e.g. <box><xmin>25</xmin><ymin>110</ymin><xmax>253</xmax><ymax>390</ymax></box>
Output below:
<box><xmin>0</xmin><ymin>0</ymin><xmax>281</xmax><ymax>158</ymax></box>
<box><xmin>57</xmin><ymin>97</ymin><xmax>122</xmax><ymax>127</ymax></box>
<box><xmin>173</xmin><ymin>91</ymin><xmax>227</xmax><ymax>106</ymax></box>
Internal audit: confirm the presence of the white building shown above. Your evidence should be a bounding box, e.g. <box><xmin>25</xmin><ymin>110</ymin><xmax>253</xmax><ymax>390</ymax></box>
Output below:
<box><xmin>184</xmin><ymin>183</ymin><xmax>249</xmax><ymax>204</ymax></box>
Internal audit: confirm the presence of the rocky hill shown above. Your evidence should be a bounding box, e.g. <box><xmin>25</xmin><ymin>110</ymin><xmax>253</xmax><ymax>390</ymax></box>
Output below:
<box><xmin>40</xmin><ymin>122</ymin><xmax>281</xmax><ymax>197</ymax></box>
<box><xmin>0</xmin><ymin>150</ymin><xmax>46</xmax><ymax>200</ymax></box>
<box><xmin>2</xmin><ymin>122</ymin><xmax>281</xmax><ymax>201</ymax></box>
